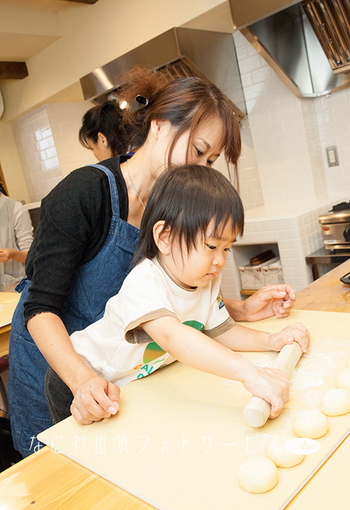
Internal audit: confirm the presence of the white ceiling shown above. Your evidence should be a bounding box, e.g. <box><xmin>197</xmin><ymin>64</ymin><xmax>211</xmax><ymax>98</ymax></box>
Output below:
<box><xmin>0</xmin><ymin>0</ymin><xmax>235</xmax><ymax>64</ymax></box>
<box><xmin>0</xmin><ymin>0</ymin><xmax>82</xmax><ymax>62</ymax></box>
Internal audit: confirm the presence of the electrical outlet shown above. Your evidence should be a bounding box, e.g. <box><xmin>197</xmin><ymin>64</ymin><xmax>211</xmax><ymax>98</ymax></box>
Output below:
<box><xmin>326</xmin><ymin>146</ymin><xmax>339</xmax><ymax>167</ymax></box>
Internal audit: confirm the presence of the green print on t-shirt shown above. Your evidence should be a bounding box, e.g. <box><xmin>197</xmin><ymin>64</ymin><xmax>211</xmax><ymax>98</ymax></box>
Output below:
<box><xmin>142</xmin><ymin>320</ymin><xmax>205</xmax><ymax>363</ymax></box>
<box><xmin>183</xmin><ymin>320</ymin><xmax>205</xmax><ymax>332</ymax></box>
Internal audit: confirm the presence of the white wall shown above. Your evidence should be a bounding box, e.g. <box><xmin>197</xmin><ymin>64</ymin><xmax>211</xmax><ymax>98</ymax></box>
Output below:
<box><xmin>233</xmin><ymin>31</ymin><xmax>350</xmax><ymax>206</ymax></box>
<box><xmin>46</xmin><ymin>102</ymin><xmax>95</xmax><ymax>178</ymax></box>
<box><xmin>10</xmin><ymin>101</ymin><xmax>95</xmax><ymax>203</ymax></box>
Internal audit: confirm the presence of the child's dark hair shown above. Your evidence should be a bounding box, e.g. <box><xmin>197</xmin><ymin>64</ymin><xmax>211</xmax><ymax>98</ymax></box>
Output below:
<box><xmin>133</xmin><ymin>165</ymin><xmax>244</xmax><ymax>264</ymax></box>
<box><xmin>79</xmin><ymin>100</ymin><xmax>129</xmax><ymax>156</ymax></box>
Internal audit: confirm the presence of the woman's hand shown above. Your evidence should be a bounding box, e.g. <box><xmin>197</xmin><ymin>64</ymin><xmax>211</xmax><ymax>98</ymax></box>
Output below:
<box><xmin>225</xmin><ymin>284</ymin><xmax>296</xmax><ymax>322</ymax></box>
<box><xmin>70</xmin><ymin>376</ymin><xmax>121</xmax><ymax>425</ymax></box>
<box><xmin>268</xmin><ymin>323</ymin><xmax>310</xmax><ymax>353</ymax></box>
<box><xmin>242</xmin><ymin>365</ymin><xmax>290</xmax><ymax>419</ymax></box>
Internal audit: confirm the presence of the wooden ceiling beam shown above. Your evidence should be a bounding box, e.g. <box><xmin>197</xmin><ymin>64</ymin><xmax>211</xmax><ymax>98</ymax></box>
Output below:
<box><xmin>0</xmin><ymin>62</ymin><xmax>28</xmax><ymax>80</ymax></box>
<box><xmin>60</xmin><ymin>0</ymin><xmax>99</xmax><ymax>4</ymax></box>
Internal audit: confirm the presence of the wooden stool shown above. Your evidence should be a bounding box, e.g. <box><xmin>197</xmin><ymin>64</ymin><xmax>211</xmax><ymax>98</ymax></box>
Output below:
<box><xmin>0</xmin><ymin>357</ymin><xmax>9</xmax><ymax>419</ymax></box>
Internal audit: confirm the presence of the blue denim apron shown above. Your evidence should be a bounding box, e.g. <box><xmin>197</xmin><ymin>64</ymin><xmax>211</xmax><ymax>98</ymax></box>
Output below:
<box><xmin>8</xmin><ymin>164</ymin><xmax>139</xmax><ymax>457</ymax></box>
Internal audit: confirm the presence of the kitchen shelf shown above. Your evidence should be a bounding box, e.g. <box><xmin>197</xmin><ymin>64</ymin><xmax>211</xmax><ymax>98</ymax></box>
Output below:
<box><xmin>305</xmin><ymin>247</ymin><xmax>350</xmax><ymax>280</ymax></box>
<box><xmin>232</xmin><ymin>242</ymin><xmax>281</xmax><ymax>299</ymax></box>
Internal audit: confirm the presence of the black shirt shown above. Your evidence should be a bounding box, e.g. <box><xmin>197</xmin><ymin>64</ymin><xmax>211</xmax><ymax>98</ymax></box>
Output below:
<box><xmin>24</xmin><ymin>155</ymin><xmax>129</xmax><ymax>324</ymax></box>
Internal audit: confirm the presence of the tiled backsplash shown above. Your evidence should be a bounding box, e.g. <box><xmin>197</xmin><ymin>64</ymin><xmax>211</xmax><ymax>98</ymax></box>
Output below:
<box><xmin>11</xmin><ymin>101</ymin><xmax>95</xmax><ymax>203</ymax></box>
<box><xmin>11</xmin><ymin>106</ymin><xmax>62</xmax><ymax>203</ymax></box>
<box><xmin>46</xmin><ymin>102</ymin><xmax>96</xmax><ymax>179</ymax></box>
<box><xmin>233</xmin><ymin>31</ymin><xmax>350</xmax><ymax>208</ymax></box>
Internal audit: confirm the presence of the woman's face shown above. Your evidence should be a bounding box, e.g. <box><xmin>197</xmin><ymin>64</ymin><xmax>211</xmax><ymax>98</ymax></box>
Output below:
<box><xmin>165</xmin><ymin>116</ymin><xmax>224</xmax><ymax>168</ymax></box>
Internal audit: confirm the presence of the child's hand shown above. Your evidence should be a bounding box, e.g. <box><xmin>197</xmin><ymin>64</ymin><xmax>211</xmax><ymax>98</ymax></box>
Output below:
<box><xmin>228</xmin><ymin>284</ymin><xmax>296</xmax><ymax>321</ymax></box>
<box><xmin>268</xmin><ymin>323</ymin><xmax>310</xmax><ymax>353</ymax></box>
<box><xmin>70</xmin><ymin>376</ymin><xmax>121</xmax><ymax>424</ymax></box>
<box><xmin>242</xmin><ymin>365</ymin><xmax>290</xmax><ymax>419</ymax></box>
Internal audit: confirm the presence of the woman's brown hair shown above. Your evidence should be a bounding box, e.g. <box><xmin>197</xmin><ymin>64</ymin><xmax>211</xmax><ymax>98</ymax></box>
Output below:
<box><xmin>119</xmin><ymin>67</ymin><xmax>241</xmax><ymax>183</ymax></box>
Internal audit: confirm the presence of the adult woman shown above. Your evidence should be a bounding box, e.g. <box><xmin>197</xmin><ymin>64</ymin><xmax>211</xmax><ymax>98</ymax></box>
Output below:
<box><xmin>0</xmin><ymin>184</ymin><xmax>33</xmax><ymax>289</ymax></box>
<box><xmin>79</xmin><ymin>99</ymin><xmax>130</xmax><ymax>159</ymax></box>
<box><xmin>8</xmin><ymin>67</ymin><xmax>295</xmax><ymax>457</ymax></box>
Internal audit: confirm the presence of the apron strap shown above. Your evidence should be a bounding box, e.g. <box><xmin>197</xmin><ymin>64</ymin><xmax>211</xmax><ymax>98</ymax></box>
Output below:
<box><xmin>89</xmin><ymin>163</ymin><xmax>121</xmax><ymax>219</ymax></box>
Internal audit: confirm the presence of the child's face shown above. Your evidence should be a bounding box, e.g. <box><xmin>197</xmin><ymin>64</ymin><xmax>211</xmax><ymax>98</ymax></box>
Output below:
<box><xmin>165</xmin><ymin>220</ymin><xmax>237</xmax><ymax>289</ymax></box>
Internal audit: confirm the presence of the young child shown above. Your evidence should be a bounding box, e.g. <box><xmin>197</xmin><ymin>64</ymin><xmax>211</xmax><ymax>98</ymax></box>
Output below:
<box><xmin>45</xmin><ymin>165</ymin><xmax>309</xmax><ymax>425</ymax></box>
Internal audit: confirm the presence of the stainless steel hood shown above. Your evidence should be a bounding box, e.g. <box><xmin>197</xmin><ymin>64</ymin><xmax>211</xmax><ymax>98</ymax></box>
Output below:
<box><xmin>303</xmin><ymin>0</ymin><xmax>350</xmax><ymax>73</ymax></box>
<box><xmin>80</xmin><ymin>27</ymin><xmax>246</xmax><ymax>120</ymax></box>
<box><xmin>228</xmin><ymin>0</ymin><xmax>350</xmax><ymax>98</ymax></box>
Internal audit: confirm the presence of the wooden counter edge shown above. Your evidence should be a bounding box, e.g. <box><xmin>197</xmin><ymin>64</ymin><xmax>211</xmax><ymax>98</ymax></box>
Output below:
<box><xmin>294</xmin><ymin>258</ymin><xmax>350</xmax><ymax>312</ymax></box>
<box><xmin>0</xmin><ymin>446</ymin><xmax>155</xmax><ymax>509</ymax></box>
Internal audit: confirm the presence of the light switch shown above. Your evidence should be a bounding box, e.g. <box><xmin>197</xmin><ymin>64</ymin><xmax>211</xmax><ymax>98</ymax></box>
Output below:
<box><xmin>326</xmin><ymin>146</ymin><xmax>339</xmax><ymax>167</ymax></box>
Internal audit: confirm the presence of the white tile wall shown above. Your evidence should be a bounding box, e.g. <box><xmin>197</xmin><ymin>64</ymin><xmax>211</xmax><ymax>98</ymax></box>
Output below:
<box><xmin>11</xmin><ymin>106</ymin><xmax>62</xmax><ymax>203</ymax></box>
<box><xmin>233</xmin><ymin>30</ymin><xmax>350</xmax><ymax>207</ymax></box>
<box><xmin>11</xmin><ymin>101</ymin><xmax>95</xmax><ymax>203</ymax></box>
<box><xmin>237</xmin><ymin>117</ymin><xmax>264</xmax><ymax>211</ymax></box>
<box><xmin>234</xmin><ymin>31</ymin><xmax>318</xmax><ymax>207</ymax></box>
<box><xmin>46</xmin><ymin>102</ymin><xmax>96</xmax><ymax>178</ymax></box>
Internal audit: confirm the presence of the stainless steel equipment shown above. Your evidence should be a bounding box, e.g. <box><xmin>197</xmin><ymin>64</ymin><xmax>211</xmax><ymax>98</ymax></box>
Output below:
<box><xmin>302</xmin><ymin>0</ymin><xmax>350</xmax><ymax>74</ymax></box>
<box><xmin>228</xmin><ymin>0</ymin><xmax>350</xmax><ymax>98</ymax></box>
<box><xmin>79</xmin><ymin>27</ymin><xmax>246</xmax><ymax>120</ymax></box>
<box><xmin>319</xmin><ymin>201</ymin><xmax>350</xmax><ymax>249</ymax></box>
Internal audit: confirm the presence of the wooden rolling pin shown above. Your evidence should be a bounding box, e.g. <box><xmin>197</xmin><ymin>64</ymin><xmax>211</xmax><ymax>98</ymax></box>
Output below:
<box><xmin>243</xmin><ymin>342</ymin><xmax>303</xmax><ymax>428</ymax></box>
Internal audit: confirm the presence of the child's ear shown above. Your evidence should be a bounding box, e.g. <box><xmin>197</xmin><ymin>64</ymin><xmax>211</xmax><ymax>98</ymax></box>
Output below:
<box><xmin>153</xmin><ymin>221</ymin><xmax>171</xmax><ymax>255</ymax></box>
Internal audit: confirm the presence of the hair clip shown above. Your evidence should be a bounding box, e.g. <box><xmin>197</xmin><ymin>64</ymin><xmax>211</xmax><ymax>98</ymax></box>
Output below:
<box><xmin>136</xmin><ymin>95</ymin><xmax>149</xmax><ymax>107</ymax></box>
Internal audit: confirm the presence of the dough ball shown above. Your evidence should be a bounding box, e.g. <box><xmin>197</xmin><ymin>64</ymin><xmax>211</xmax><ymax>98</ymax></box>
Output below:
<box><xmin>292</xmin><ymin>410</ymin><xmax>329</xmax><ymax>439</ymax></box>
<box><xmin>266</xmin><ymin>436</ymin><xmax>304</xmax><ymax>468</ymax></box>
<box><xmin>238</xmin><ymin>457</ymin><xmax>278</xmax><ymax>493</ymax></box>
<box><xmin>335</xmin><ymin>368</ymin><xmax>350</xmax><ymax>391</ymax></box>
<box><xmin>346</xmin><ymin>359</ymin><xmax>350</xmax><ymax>368</ymax></box>
<box><xmin>321</xmin><ymin>388</ymin><xmax>350</xmax><ymax>417</ymax></box>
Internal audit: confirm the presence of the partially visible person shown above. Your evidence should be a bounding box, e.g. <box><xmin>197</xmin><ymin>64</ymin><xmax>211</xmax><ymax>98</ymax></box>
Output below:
<box><xmin>0</xmin><ymin>184</ymin><xmax>33</xmax><ymax>288</ymax></box>
<box><xmin>79</xmin><ymin>100</ymin><xmax>130</xmax><ymax>160</ymax></box>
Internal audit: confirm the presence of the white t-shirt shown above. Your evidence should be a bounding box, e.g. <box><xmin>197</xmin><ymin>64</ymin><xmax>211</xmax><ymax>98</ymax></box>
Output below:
<box><xmin>71</xmin><ymin>258</ymin><xmax>235</xmax><ymax>387</ymax></box>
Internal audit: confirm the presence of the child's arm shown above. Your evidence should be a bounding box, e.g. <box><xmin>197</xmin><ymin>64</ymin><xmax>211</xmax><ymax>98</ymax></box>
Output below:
<box><xmin>142</xmin><ymin>316</ymin><xmax>290</xmax><ymax>419</ymax></box>
<box><xmin>214</xmin><ymin>322</ymin><xmax>310</xmax><ymax>353</ymax></box>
